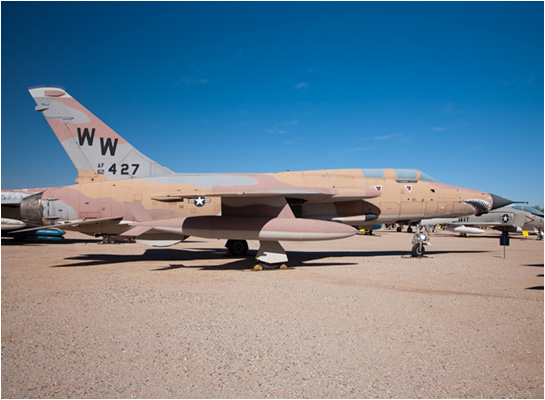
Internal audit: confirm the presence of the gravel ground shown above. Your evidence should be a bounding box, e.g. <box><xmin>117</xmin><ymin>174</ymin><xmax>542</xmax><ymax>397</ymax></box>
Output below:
<box><xmin>2</xmin><ymin>229</ymin><xmax>543</xmax><ymax>398</ymax></box>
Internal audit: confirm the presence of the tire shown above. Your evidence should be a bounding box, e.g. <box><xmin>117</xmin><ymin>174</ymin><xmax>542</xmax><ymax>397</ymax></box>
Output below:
<box><xmin>411</xmin><ymin>243</ymin><xmax>425</xmax><ymax>257</ymax></box>
<box><xmin>257</xmin><ymin>262</ymin><xmax>288</xmax><ymax>270</ymax></box>
<box><xmin>226</xmin><ymin>240</ymin><xmax>249</xmax><ymax>257</ymax></box>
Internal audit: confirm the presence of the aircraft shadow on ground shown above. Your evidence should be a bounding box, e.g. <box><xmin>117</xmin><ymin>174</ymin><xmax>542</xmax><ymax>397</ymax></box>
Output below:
<box><xmin>1</xmin><ymin>238</ymin><xmax>204</xmax><ymax>246</ymax></box>
<box><xmin>51</xmin><ymin>247</ymin><xmax>489</xmax><ymax>270</ymax></box>
<box><xmin>522</xmin><ymin>265</ymin><xmax>544</xmax><ymax>291</ymax></box>
<box><xmin>1</xmin><ymin>237</ymin><xmax>101</xmax><ymax>246</ymax></box>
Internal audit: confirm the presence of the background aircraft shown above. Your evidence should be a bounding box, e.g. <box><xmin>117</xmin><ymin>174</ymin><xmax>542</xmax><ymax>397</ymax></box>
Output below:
<box><xmin>9</xmin><ymin>87</ymin><xmax>512</xmax><ymax>268</ymax></box>
<box><xmin>1</xmin><ymin>188</ymin><xmax>45</xmax><ymax>232</ymax></box>
<box><xmin>422</xmin><ymin>204</ymin><xmax>544</xmax><ymax>239</ymax></box>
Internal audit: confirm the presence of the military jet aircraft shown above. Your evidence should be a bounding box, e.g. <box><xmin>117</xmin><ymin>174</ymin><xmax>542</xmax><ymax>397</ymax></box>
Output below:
<box><xmin>1</xmin><ymin>188</ymin><xmax>46</xmax><ymax>233</ymax></box>
<box><xmin>422</xmin><ymin>204</ymin><xmax>544</xmax><ymax>239</ymax></box>
<box><xmin>10</xmin><ymin>86</ymin><xmax>512</xmax><ymax>268</ymax></box>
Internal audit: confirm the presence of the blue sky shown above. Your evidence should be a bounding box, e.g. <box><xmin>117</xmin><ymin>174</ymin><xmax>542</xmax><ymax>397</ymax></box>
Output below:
<box><xmin>2</xmin><ymin>2</ymin><xmax>544</xmax><ymax>207</ymax></box>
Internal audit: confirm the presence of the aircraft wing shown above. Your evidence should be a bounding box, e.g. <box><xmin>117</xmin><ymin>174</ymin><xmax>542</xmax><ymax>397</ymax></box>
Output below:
<box><xmin>151</xmin><ymin>187</ymin><xmax>382</xmax><ymax>203</ymax></box>
<box><xmin>431</xmin><ymin>220</ymin><xmax>500</xmax><ymax>227</ymax></box>
<box><xmin>455</xmin><ymin>221</ymin><xmax>505</xmax><ymax>227</ymax></box>
<box><xmin>11</xmin><ymin>216</ymin><xmax>124</xmax><ymax>233</ymax></box>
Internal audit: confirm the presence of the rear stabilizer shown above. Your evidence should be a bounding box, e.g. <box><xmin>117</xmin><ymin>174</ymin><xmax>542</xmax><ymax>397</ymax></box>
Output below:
<box><xmin>29</xmin><ymin>87</ymin><xmax>173</xmax><ymax>183</ymax></box>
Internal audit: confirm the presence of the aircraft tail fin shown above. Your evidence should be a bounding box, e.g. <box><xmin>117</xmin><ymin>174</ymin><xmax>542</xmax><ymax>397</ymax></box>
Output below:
<box><xmin>29</xmin><ymin>87</ymin><xmax>173</xmax><ymax>183</ymax></box>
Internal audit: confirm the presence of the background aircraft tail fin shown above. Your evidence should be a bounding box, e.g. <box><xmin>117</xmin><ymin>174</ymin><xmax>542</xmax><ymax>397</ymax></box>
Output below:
<box><xmin>29</xmin><ymin>87</ymin><xmax>173</xmax><ymax>183</ymax></box>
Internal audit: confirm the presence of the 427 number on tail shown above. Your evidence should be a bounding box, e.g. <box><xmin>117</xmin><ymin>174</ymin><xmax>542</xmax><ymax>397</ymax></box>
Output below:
<box><xmin>97</xmin><ymin>163</ymin><xmax>140</xmax><ymax>176</ymax></box>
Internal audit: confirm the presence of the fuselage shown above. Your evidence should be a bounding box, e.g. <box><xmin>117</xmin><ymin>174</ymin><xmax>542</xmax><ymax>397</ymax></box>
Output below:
<box><xmin>20</xmin><ymin>168</ymin><xmax>493</xmax><ymax>237</ymax></box>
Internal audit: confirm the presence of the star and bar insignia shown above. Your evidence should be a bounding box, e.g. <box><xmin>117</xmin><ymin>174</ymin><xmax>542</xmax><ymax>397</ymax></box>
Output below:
<box><xmin>189</xmin><ymin>196</ymin><xmax>211</xmax><ymax>207</ymax></box>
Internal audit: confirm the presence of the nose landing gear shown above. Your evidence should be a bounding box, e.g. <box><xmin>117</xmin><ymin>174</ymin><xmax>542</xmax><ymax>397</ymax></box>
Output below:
<box><xmin>410</xmin><ymin>225</ymin><xmax>429</xmax><ymax>258</ymax></box>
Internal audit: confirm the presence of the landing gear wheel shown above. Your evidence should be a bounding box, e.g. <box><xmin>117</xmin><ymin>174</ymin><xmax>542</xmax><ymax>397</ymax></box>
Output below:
<box><xmin>99</xmin><ymin>236</ymin><xmax>116</xmax><ymax>244</ymax></box>
<box><xmin>225</xmin><ymin>240</ymin><xmax>248</xmax><ymax>257</ymax></box>
<box><xmin>396</xmin><ymin>226</ymin><xmax>402</xmax><ymax>232</ymax></box>
<box><xmin>411</xmin><ymin>243</ymin><xmax>425</xmax><ymax>257</ymax></box>
<box><xmin>252</xmin><ymin>262</ymin><xmax>288</xmax><ymax>270</ymax></box>
<box><xmin>407</xmin><ymin>227</ymin><xmax>413</xmax><ymax>233</ymax></box>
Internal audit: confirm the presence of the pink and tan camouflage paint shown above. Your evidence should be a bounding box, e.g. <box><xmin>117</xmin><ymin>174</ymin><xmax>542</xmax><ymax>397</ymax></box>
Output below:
<box><xmin>13</xmin><ymin>87</ymin><xmax>512</xmax><ymax>266</ymax></box>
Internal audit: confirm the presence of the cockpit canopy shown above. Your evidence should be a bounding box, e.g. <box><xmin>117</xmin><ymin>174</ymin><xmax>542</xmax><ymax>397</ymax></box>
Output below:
<box><xmin>512</xmin><ymin>204</ymin><xmax>544</xmax><ymax>217</ymax></box>
<box><xmin>360</xmin><ymin>169</ymin><xmax>438</xmax><ymax>182</ymax></box>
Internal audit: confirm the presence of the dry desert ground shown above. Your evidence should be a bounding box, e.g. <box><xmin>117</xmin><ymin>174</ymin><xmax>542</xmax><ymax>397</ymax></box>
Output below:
<box><xmin>2</xmin><ymin>229</ymin><xmax>543</xmax><ymax>398</ymax></box>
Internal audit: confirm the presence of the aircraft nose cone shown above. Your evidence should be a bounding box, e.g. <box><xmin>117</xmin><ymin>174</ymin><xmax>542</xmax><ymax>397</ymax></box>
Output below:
<box><xmin>490</xmin><ymin>193</ymin><xmax>513</xmax><ymax>210</ymax></box>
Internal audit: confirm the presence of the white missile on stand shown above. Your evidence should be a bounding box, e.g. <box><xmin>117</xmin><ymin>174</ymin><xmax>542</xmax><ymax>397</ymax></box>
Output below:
<box><xmin>449</xmin><ymin>225</ymin><xmax>485</xmax><ymax>235</ymax></box>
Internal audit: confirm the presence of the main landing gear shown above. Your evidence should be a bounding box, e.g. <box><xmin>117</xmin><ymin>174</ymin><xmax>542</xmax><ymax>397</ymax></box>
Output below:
<box><xmin>254</xmin><ymin>241</ymin><xmax>289</xmax><ymax>270</ymax></box>
<box><xmin>253</xmin><ymin>263</ymin><xmax>289</xmax><ymax>271</ymax></box>
<box><xmin>225</xmin><ymin>239</ymin><xmax>289</xmax><ymax>270</ymax></box>
<box><xmin>396</xmin><ymin>224</ymin><xmax>414</xmax><ymax>233</ymax></box>
<box><xmin>225</xmin><ymin>239</ymin><xmax>249</xmax><ymax>257</ymax></box>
